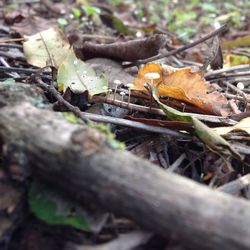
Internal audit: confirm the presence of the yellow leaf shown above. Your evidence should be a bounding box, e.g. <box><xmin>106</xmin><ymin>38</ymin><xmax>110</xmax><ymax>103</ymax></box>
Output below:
<box><xmin>224</xmin><ymin>54</ymin><xmax>250</xmax><ymax>67</ymax></box>
<box><xmin>23</xmin><ymin>28</ymin><xmax>70</xmax><ymax>68</ymax></box>
<box><xmin>133</xmin><ymin>62</ymin><xmax>229</xmax><ymax>116</ymax></box>
<box><xmin>214</xmin><ymin>117</ymin><xmax>250</xmax><ymax>135</ymax></box>
<box><xmin>222</xmin><ymin>35</ymin><xmax>250</xmax><ymax>49</ymax></box>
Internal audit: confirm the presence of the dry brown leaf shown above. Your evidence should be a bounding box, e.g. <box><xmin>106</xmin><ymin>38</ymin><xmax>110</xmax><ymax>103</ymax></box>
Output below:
<box><xmin>70</xmin><ymin>34</ymin><xmax>166</xmax><ymax>61</ymax></box>
<box><xmin>133</xmin><ymin>63</ymin><xmax>229</xmax><ymax>116</ymax></box>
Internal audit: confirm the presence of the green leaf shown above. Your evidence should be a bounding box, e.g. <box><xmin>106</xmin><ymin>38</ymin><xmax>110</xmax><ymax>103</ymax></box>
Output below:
<box><xmin>201</xmin><ymin>3</ymin><xmax>218</xmax><ymax>13</ymax></box>
<box><xmin>29</xmin><ymin>180</ymin><xmax>90</xmax><ymax>231</ymax></box>
<box><xmin>101</xmin><ymin>14</ymin><xmax>134</xmax><ymax>36</ymax></box>
<box><xmin>152</xmin><ymin>86</ymin><xmax>192</xmax><ymax>123</ymax></box>
<box><xmin>29</xmin><ymin>180</ymin><xmax>109</xmax><ymax>232</ymax></box>
<box><xmin>57</xmin><ymin>18</ymin><xmax>68</xmax><ymax>27</ymax></box>
<box><xmin>72</xmin><ymin>7</ymin><xmax>81</xmax><ymax>19</ymax></box>
<box><xmin>57</xmin><ymin>49</ymin><xmax>108</xmax><ymax>96</ymax></box>
<box><xmin>82</xmin><ymin>5</ymin><xmax>101</xmax><ymax>17</ymax></box>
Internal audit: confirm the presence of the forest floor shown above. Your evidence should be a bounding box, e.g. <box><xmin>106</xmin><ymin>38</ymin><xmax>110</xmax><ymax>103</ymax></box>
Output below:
<box><xmin>0</xmin><ymin>1</ymin><xmax>250</xmax><ymax>250</ymax></box>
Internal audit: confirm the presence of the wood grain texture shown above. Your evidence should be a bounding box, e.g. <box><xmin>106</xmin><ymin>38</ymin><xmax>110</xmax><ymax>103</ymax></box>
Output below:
<box><xmin>1</xmin><ymin>82</ymin><xmax>250</xmax><ymax>250</ymax></box>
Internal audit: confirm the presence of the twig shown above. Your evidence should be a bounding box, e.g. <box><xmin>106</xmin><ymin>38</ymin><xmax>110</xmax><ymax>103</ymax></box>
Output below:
<box><xmin>34</xmin><ymin>78</ymin><xmax>189</xmax><ymax>138</ymax></box>
<box><xmin>0</xmin><ymin>66</ymin><xmax>44</xmax><ymax>74</ymax></box>
<box><xmin>219</xmin><ymin>81</ymin><xmax>248</xmax><ymax>107</ymax></box>
<box><xmin>83</xmin><ymin>112</ymin><xmax>189</xmax><ymax>138</ymax></box>
<box><xmin>92</xmin><ymin>96</ymin><xmax>237</xmax><ymax>125</ymax></box>
<box><xmin>225</xmin><ymin>93</ymin><xmax>250</xmax><ymax>102</ymax></box>
<box><xmin>0</xmin><ymin>43</ymin><xmax>23</xmax><ymax>49</ymax></box>
<box><xmin>167</xmin><ymin>153</ymin><xmax>186</xmax><ymax>172</ymax></box>
<box><xmin>225</xmin><ymin>72</ymin><xmax>250</xmax><ymax>78</ymax></box>
<box><xmin>0</xmin><ymin>38</ymin><xmax>25</xmax><ymax>43</ymax></box>
<box><xmin>224</xmin><ymin>135</ymin><xmax>250</xmax><ymax>141</ymax></box>
<box><xmin>232</xmin><ymin>143</ymin><xmax>250</xmax><ymax>155</ymax></box>
<box><xmin>210</xmin><ymin>77</ymin><xmax>250</xmax><ymax>83</ymax></box>
<box><xmin>181</xmin><ymin>59</ymin><xmax>203</xmax><ymax>67</ymax></box>
<box><xmin>0</xmin><ymin>51</ymin><xmax>25</xmax><ymax>61</ymax></box>
<box><xmin>0</xmin><ymin>57</ymin><xmax>20</xmax><ymax>78</ymax></box>
<box><xmin>217</xmin><ymin>174</ymin><xmax>250</xmax><ymax>196</ymax></box>
<box><xmin>35</xmin><ymin>77</ymin><xmax>89</xmax><ymax>122</ymax></box>
<box><xmin>205</xmin><ymin>64</ymin><xmax>250</xmax><ymax>78</ymax></box>
<box><xmin>125</xmin><ymin>24</ymin><xmax>228</xmax><ymax>68</ymax></box>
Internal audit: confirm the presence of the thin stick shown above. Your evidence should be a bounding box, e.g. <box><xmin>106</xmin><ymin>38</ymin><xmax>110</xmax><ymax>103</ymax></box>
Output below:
<box><xmin>0</xmin><ymin>43</ymin><xmax>23</xmax><ymax>49</ymax></box>
<box><xmin>0</xmin><ymin>57</ymin><xmax>20</xmax><ymax>78</ymax></box>
<box><xmin>205</xmin><ymin>64</ymin><xmax>250</xmax><ymax>78</ymax></box>
<box><xmin>221</xmin><ymin>81</ymin><xmax>246</xmax><ymax>96</ymax></box>
<box><xmin>82</xmin><ymin>112</ymin><xmax>189</xmax><ymax>138</ymax></box>
<box><xmin>125</xmin><ymin>24</ymin><xmax>228</xmax><ymax>68</ymax></box>
<box><xmin>92</xmin><ymin>96</ymin><xmax>237</xmax><ymax>125</ymax></box>
<box><xmin>0</xmin><ymin>51</ymin><xmax>25</xmax><ymax>60</ymax></box>
<box><xmin>217</xmin><ymin>174</ymin><xmax>250</xmax><ymax>196</ymax></box>
<box><xmin>210</xmin><ymin>76</ymin><xmax>250</xmax><ymax>83</ymax></box>
<box><xmin>0</xmin><ymin>38</ymin><xmax>25</xmax><ymax>43</ymax></box>
<box><xmin>34</xmin><ymin>78</ymin><xmax>188</xmax><ymax>138</ymax></box>
<box><xmin>167</xmin><ymin>153</ymin><xmax>186</xmax><ymax>172</ymax></box>
<box><xmin>35</xmin><ymin>77</ymin><xmax>89</xmax><ymax>122</ymax></box>
<box><xmin>0</xmin><ymin>66</ymin><xmax>47</xmax><ymax>74</ymax></box>
<box><xmin>225</xmin><ymin>93</ymin><xmax>250</xmax><ymax>102</ymax></box>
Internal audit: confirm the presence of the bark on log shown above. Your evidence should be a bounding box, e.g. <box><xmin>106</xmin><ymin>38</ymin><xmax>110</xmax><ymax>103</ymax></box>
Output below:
<box><xmin>1</xmin><ymin>82</ymin><xmax>250</xmax><ymax>250</ymax></box>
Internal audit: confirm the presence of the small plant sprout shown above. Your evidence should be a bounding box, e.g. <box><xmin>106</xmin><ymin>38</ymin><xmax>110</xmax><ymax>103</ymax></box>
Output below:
<box><xmin>113</xmin><ymin>79</ymin><xmax>121</xmax><ymax>100</ymax></box>
<box><xmin>106</xmin><ymin>88</ymin><xmax>113</xmax><ymax>100</ymax></box>
<box><xmin>181</xmin><ymin>102</ymin><xmax>186</xmax><ymax>112</ymax></box>
<box><xmin>126</xmin><ymin>83</ymin><xmax>134</xmax><ymax>105</ymax></box>
<box><xmin>144</xmin><ymin>72</ymin><xmax>160</xmax><ymax>108</ymax></box>
<box><xmin>120</xmin><ymin>91</ymin><xmax>126</xmax><ymax>102</ymax></box>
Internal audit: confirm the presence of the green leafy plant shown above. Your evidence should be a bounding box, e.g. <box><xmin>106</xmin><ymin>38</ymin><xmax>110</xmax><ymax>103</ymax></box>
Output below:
<box><xmin>82</xmin><ymin>5</ymin><xmax>101</xmax><ymax>17</ymax></box>
<box><xmin>71</xmin><ymin>7</ymin><xmax>82</xmax><ymax>19</ymax></box>
<box><xmin>29</xmin><ymin>180</ymin><xmax>108</xmax><ymax>233</ymax></box>
<box><xmin>57</xmin><ymin>18</ymin><xmax>68</xmax><ymax>29</ymax></box>
<box><xmin>29</xmin><ymin>180</ymin><xmax>90</xmax><ymax>231</ymax></box>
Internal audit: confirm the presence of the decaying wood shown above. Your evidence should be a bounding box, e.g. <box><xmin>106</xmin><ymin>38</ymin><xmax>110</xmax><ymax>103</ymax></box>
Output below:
<box><xmin>1</xmin><ymin>82</ymin><xmax>250</xmax><ymax>250</ymax></box>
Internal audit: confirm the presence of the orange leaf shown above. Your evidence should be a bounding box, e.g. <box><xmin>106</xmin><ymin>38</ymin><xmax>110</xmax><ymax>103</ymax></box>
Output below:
<box><xmin>133</xmin><ymin>63</ymin><xmax>163</xmax><ymax>91</ymax></box>
<box><xmin>133</xmin><ymin>63</ymin><xmax>229</xmax><ymax>116</ymax></box>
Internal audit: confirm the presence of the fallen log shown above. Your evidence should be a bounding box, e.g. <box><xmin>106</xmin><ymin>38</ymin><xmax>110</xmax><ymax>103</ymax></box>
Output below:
<box><xmin>1</xmin><ymin>82</ymin><xmax>250</xmax><ymax>250</ymax></box>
